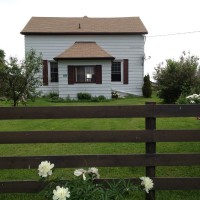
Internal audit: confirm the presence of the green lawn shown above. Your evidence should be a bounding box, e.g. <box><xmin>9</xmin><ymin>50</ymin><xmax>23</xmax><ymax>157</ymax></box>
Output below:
<box><xmin>0</xmin><ymin>95</ymin><xmax>199</xmax><ymax>200</ymax></box>
<box><xmin>0</xmin><ymin>92</ymin><xmax>161</xmax><ymax>107</ymax></box>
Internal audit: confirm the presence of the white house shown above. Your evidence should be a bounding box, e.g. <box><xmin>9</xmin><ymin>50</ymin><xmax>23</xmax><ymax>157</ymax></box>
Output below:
<box><xmin>21</xmin><ymin>16</ymin><xmax>148</xmax><ymax>99</ymax></box>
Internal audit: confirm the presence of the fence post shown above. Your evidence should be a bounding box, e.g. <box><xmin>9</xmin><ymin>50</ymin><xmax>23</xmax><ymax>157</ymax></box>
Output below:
<box><xmin>145</xmin><ymin>102</ymin><xmax>156</xmax><ymax>200</ymax></box>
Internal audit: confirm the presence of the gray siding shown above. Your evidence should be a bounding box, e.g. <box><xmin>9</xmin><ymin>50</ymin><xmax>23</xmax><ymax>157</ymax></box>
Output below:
<box><xmin>25</xmin><ymin>35</ymin><xmax>145</xmax><ymax>97</ymax></box>
<box><xmin>58</xmin><ymin>60</ymin><xmax>111</xmax><ymax>99</ymax></box>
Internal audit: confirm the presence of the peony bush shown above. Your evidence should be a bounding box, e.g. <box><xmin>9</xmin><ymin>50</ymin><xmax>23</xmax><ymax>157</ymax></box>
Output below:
<box><xmin>38</xmin><ymin>161</ymin><xmax>154</xmax><ymax>200</ymax></box>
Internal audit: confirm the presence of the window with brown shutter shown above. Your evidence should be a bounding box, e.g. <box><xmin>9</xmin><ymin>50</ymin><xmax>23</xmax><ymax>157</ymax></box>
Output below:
<box><xmin>68</xmin><ymin>65</ymin><xmax>102</xmax><ymax>84</ymax></box>
<box><xmin>43</xmin><ymin>60</ymin><xmax>48</xmax><ymax>86</ymax></box>
<box><xmin>111</xmin><ymin>60</ymin><xmax>128</xmax><ymax>84</ymax></box>
<box><xmin>75</xmin><ymin>66</ymin><xmax>96</xmax><ymax>83</ymax></box>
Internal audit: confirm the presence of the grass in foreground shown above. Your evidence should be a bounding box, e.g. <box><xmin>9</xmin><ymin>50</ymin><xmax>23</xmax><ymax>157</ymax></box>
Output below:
<box><xmin>0</xmin><ymin>95</ymin><xmax>199</xmax><ymax>199</ymax></box>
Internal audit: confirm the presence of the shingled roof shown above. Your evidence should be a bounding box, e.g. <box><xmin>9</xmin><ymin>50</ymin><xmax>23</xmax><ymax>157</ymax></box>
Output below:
<box><xmin>21</xmin><ymin>16</ymin><xmax>148</xmax><ymax>35</ymax></box>
<box><xmin>54</xmin><ymin>42</ymin><xmax>114</xmax><ymax>60</ymax></box>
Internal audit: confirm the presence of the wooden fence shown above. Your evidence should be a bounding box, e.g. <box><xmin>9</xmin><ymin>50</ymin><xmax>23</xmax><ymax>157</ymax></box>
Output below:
<box><xmin>0</xmin><ymin>103</ymin><xmax>200</xmax><ymax>200</ymax></box>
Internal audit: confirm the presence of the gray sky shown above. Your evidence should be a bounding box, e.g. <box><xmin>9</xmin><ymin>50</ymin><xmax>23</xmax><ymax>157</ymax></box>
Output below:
<box><xmin>1</xmin><ymin>0</ymin><xmax>200</xmax><ymax>79</ymax></box>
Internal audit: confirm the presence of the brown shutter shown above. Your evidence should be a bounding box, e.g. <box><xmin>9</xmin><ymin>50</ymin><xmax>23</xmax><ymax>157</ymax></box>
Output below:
<box><xmin>95</xmin><ymin>65</ymin><xmax>102</xmax><ymax>84</ymax></box>
<box><xmin>123</xmin><ymin>59</ymin><xmax>128</xmax><ymax>84</ymax></box>
<box><xmin>68</xmin><ymin>66</ymin><xmax>75</xmax><ymax>84</ymax></box>
<box><xmin>43</xmin><ymin>60</ymin><xmax>48</xmax><ymax>86</ymax></box>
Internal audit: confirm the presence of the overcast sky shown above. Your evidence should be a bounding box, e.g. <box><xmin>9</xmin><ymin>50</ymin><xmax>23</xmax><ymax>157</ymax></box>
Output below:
<box><xmin>1</xmin><ymin>0</ymin><xmax>200</xmax><ymax>79</ymax></box>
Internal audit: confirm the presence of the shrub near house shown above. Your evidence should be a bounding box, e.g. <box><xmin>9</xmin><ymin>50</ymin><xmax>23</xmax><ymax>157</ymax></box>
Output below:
<box><xmin>142</xmin><ymin>74</ymin><xmax>152</xmax><ymax>98</ymax></box>
<box><xmin>154</xmin><ymin>51</ymin><xmax>200</xmax><ymax>103</ymax></box>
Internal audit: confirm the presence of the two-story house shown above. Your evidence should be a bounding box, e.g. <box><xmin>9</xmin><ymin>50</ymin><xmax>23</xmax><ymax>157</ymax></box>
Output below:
<box><xmin>21</xmin><ymin>16</ymin><xmax>148</xmax><ymax>99</ymax></box>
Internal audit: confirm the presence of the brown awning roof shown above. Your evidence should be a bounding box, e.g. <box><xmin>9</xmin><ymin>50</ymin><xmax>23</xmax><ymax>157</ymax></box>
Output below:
<box><xmin>54</xmin><ymin>42</ymin><xmax>115</xmax><ymax>60</ymax></box>
<box><xmin>21</xmin><ymin>16</ymin><xmax>148</xmax><ymax>35</ymax></box>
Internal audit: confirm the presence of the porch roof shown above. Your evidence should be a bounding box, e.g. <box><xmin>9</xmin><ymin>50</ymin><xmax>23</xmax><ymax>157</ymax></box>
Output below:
<box><xmin>54</xmin><ymin>42</ymin><xmax>115</xmax><ymax>60</ymax></box>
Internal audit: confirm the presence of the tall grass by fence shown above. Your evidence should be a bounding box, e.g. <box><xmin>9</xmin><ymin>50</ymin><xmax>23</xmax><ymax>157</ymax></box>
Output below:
<box><xmin>0</xmin><ymin>103</ymin><xmax>200</xmax><ymax>200</ymax></box>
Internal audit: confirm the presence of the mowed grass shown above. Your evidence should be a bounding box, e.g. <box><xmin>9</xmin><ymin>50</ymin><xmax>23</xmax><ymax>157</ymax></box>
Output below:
<box><xmin>0</xmin><ymin>95</ymin><xmax>199</xmax><ymax>200</ymax></box>
<box><xmin>0</xmin><ymin>92</ymin><xmax>161</xmax><ymax>107</ymax></box>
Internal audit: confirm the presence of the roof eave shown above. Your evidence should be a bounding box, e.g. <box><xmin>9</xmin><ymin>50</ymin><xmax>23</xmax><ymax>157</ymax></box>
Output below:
<box><xmin>21</xmin><ymin>31</ymin><xmax>148</xmax><ymax>35</ymax></box>
<box><xmin>54</xmin><ymin>57</ymin><xmax>115</xmax><ymax>61</ymax></box>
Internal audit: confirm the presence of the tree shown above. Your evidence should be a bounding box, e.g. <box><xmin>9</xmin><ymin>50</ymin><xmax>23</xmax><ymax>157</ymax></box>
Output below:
<box><xmin>0</xmin><ymin>49</ymin><xmax>5</xmax><ymax>63</ymax></box>
<box><xmin>0</xmin><ymin>49</ymin><xmax>6</xmax><ymax>97</ymax></box>
<box><xmin>142</xmin><ymin>74</ymin><xmax>152</xmax><ymax>98</ymax></box>
<box><xmin>154</xmin><ymin>51</ymin><xmax>200</xmax><ymax>103</ymax></box>
<box><xmin>0</xmin><ymin>49</ymin><xmax>43</xmax><ymax>106</ymax></box>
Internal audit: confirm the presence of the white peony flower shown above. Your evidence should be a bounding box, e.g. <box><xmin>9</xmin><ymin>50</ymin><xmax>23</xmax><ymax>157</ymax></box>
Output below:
<box><xmin>187</xmin><ymin>94</ymin><xmax>194</xmax><ymax>99</ymax></box>
<box><xmin>186</xmin><ymin>94</ymin><xmax>200</xmax><ymax>104</ymax></box>
<box><xmin>88</xmin><ymin>167</ymin><xmax>98</xmax><ymax>174</ymax></box>
<box><xmin>88</xmin><ymin>167</ymin><xmax>100</xmax><ymax>179</ymax></box>
<box><xmin>38</xmin><ymin>161</ymin><xmax>54</xmax><ymax>178</ymax></box>
<box><xmin>74</xmin><ymin>168</ymin><xmax>87</xmax><ymax>180</ymax></box>
<box><xmin>53</xmin><ymin>186</ymin><xmax>70</xmax><ymax>200</ymax></box>
<box><xmin>193</xmin><ymin>94</ymin><xmax>198</xmax><ymax>98</ymax></box>
<box><xmin>140</xmin><ymin>177</ymin><xmax>154</xmax><ymax>193</ymax></box>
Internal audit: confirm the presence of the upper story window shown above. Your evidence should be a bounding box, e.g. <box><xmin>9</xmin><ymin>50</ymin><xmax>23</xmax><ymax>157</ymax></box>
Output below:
<box><xmin>111</xmin><ymin>61</ymin><xmax>121</xmax><ymax>82</ymax></box>
<box><xmin>75</xmin><ymin>66</ymin><xmax>95</xmax><ymax>83</ymax></box>
<box><xmin>50</xmin><ymin>62</ymin><xmax>58</xmax><ymax>82</ymax></box>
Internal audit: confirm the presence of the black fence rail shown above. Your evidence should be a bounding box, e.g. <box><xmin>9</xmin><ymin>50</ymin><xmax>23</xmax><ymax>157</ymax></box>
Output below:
<box><xmin>0</xmin><ymin>103</ymin><xmax>200</xmax><ymax>200</ymax></box>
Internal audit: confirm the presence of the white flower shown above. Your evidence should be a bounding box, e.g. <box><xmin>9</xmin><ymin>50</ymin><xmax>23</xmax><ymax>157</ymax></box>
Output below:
<box><xmin>38</xmin><ymin>161</ymin><xmax>54</xmax><ymax>178</ymax></box>
<box><xmin>140</xmin><ymin>177</ymin><xmax>154</xmax><ymax>193</ymax></box>
<box><xmin>88</xmin><ymin>167</ymin><xmax>100</xmax><ymax>179</ymax></box>
<box><xmin>53</xmin><ymin>186</ymin><xmax>70</xmax><ymax>200</ymax></box>
<box><xmin>193</xmin><ymin>94</ymin><xmax>199</xmax><ymax>98</ymax></box>
<box><xmin>74</xmin><ymin>168</ymin><xmax>87</xmax><ymax>180</ymax></box>
<box><xmin>186</xmin><ymin>94</ymin><xmax>200</xmax><ymax>104</ymax></box>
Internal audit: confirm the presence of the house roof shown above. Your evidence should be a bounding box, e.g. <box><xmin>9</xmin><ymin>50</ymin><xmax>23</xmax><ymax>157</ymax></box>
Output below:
<box><xmin>20</xmin><ymin>16</ymin><xmax>148</xmax><ymax>35</ymax></box>
<box><xmin>54</xmin><ymin>42</ymin><xmax>115</xmax><ymax>60</ymax></box>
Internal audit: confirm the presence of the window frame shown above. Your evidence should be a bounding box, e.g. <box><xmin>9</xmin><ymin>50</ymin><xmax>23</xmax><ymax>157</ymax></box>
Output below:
<box><xmin>50</xmin><ymin>62</ymin><xmax>58</xmax><ymax>83</ymax></box>
<box><xmin>74</xmin><ymin>65</ymin><xmax>96</xmax><ymax>83</ymax></box>
<box><xmin>111</xmin><ymin>60</ymin><xmax>122</xmax><ymax>82</ymax></box>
